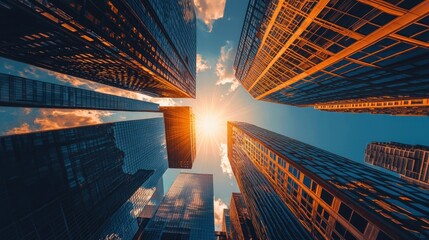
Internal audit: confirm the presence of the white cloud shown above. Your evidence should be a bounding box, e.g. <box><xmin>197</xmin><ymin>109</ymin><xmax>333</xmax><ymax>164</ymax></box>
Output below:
<box><xmin>196</xmin><ymin>54</ymin><xmax>211</xmax><ymax>73</ymax></box>
<box><xmin>219</xmin><ymin>143</ymin><xmax>233</xmax><ymax>179</ymax></box>
<box><xmin>18</xmin><ymin>66</ymin><xmax>40</xmax><ymax>79</ymax></box>
<box><xmin>215</xmin><ymin>41</ymin><xmax>240</xmax><ymax>93</ymax></box>
<box><xmin>193</xmin><ymin>0</ymin><xmax>226</xmax><ymax>32</ymax></box>
<box><xmin>214</xmin><ymin>198</ymin><xmax>228</xmax><ymax>230</ymax></box>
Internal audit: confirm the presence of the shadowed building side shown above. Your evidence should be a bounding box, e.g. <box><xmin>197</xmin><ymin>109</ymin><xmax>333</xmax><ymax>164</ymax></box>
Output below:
<box><xmin>365</xmin><ymin>142</ymin><xmax>429</xmax><ymax>188</ymax></box>
<box><xmin>0</xmin><ymin>73</ymin><xmax>159</xmax><ymax>112</ymax></box>
<box><xmin>228</xmin><ymin>193</ymin><xmax>258</xmax><ymax>240</ymax></box>
<box><xmin>0</xmin><ymin>0</ymin><xmax>196</xmax><ymax>98</ymax></box>
<box><xmin>234</xmin><ymin>0</ymin><xmax>429</xmax><ymax>115</ymax></box>
<box><xmin>228</xmin><ymin>124</ymin><xmax>312</xmax><ymax>240</ymax></box>
<box><xmin>161</xmin><ymin>106</ymin><xmax>196</xmax><ymax>169</ymax></box>
<box><xmin>0</xmin><ymin>118</ymin><xmax>168</xmax><ymax>240</ymax></box>
<box><xmin>229</xmin><ymin>121</ymin><xmax>429</xmax><ymax>240</ymax></box>
<box><xmin>222</xmin><ymin>209</ymin><xmax>231</xmax><ymax>239</ymax></box>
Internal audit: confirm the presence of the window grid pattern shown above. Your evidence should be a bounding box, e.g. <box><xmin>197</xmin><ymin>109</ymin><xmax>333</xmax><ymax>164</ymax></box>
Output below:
<box><xmin>365</xmin><ymin>142</ymin><xmax>429</xmax><ymax>188</ymax></box>
<box><xmin>230</xmin><ymin>122</ymin><xmax>429</xmax><ymax>240</ymax></box>
<box><xmin>0</xmin><ymin>118</ymin><xmax>167</xmax><ymax>240</ymax></box>
<box><xmin>0</xmin><ymin>0</ymin><xmax>196</xmax><ymax>97</ymax></box>
<box><xmin>141</xmin><ymin>173</ymin><xmax>215</xmax><ymax>240</ymax></box>
<box><xmin>0</xmin><ymin>73</ymin><xmax>159</xmax><ymax>111</ymax></box>
<box><xmin>235</xmin><ymin>0</ymin><xmax>429</xmax><ymax>111</ymax></box>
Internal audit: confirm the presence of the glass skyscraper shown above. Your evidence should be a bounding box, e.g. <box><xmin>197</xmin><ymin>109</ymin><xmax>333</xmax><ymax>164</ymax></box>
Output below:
<box><xmin>0</xmin><ymin>0</ymin><xmax>196</xmax><ymax>98</ymax></box>
<box><xmin>0</xmin><ymin>73</ymin><xmax>159</xmax><ymax>111</ymax></box>
<box><xmin>228</xmin><ymin>121</ymin><xmax>429</xmax><ymax>239</ymax></box>
<box><xmin>234</xmin><ymin>0</ymin><xmax>429</xmax><ymax>115</ymax></box>
<box><xmin>228</xmin><ymin>193</ymin><xmax>258</xmax><ymax>240</ymax></box>
<box><xmin>222</xmin><ymin>209</ymin><xmax>231</xmax><ymax>239</ymax></box>
<box><xmin>365</xmin><ymin>142</ymin><xmax>429</xmax><ymax>188</ymax></box>
<box><xmin>0</xmin><ymin>118</ymin><xmax>168</xmax><ymax>240</ymax></box>
<box><xmin>160</xmin><ymin>106</ymin><xmax>196</xmax><ymax>169</ymax></box>
<box><xmin>228</xmin><ymin>124</ymin><xmax>312</xmax><ymax>240</ymax></box>
<box><xmin>141</xmin><ymin>173</ymin><xmax>215</xmax><ymax>240</ymax></box>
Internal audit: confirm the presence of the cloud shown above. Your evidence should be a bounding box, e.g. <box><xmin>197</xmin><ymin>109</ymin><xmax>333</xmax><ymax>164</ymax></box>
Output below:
<box><xmin>193</xmin><ymin>0</ymin><xmax>226</xmax><ymax>32</ymax></box>
<box><xmin>18</xmin><ymin>66</ymin><xmax>40</xmax><ymax>79</ymax></box>
<box><xmin>23</xmin><ymin>108</ymin><xmax>32</xmax><ymax>115</ymax></box>
<box><xmin>214</xmin><ymin>198</ymin><xmax>228</xmax><ymax>230</ymax></box>
<box><xmin>215</xmin><ymin>41</ymin><xmax>240</xmax><ymax>93</ymax></box>
<box><xmin>34</xmin><ymin>109</ymin><xmax>112</xmax><ymax>131</ymax></box>
<box><xmin>219</xmin><ymin>143</ymin><xmax>233</xmax><ymax>179</ymax></box>
<box><xmin>196</xmin><ymin>54</ymin><xmax>211</xmax><ymax>73</ymax></box>
<box><xmin>5</xmin><ymin>123</ymin><xmax>32</xmax><ymax>135</ymax></box>
<box><xmin>3</xmin><ymin>63</ymin><xmax>14</xmax><ymax>70</ymax></box>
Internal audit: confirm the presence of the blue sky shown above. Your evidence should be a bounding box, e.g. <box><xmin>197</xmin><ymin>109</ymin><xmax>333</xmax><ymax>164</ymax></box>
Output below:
<box><xmin>1</xmin><ymin>0</ymin><xmax>429</xmax><ymax>230</ymax></box>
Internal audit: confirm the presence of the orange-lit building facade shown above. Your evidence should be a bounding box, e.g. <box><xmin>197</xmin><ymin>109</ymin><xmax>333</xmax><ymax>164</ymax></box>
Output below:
<box><xmin>228</xmin><ymin>122</ymin><xmax>429</xmax><ymax>240</ymax></box>
<box><xmin>228</xmin><ymin>193</ymin><xmax>257</xmax><ymax>240</ymax></box>
<box><xmin>234</xmin><ymin>0</ymin><xmax>429</xmax><ymax>115</ymax></box>
<box><xmin>365</xmin><ymin>142</ymin><xmax>429</xmax><ymax>188</ymax></box>
<box><xmin>160</xmin><ymin>106</ymin><xmax>196</xmax><ymax>169</ymax></box>
<box><xmin>0</xmin><ymin>0</ymin><xmax>196</xmax><ymax>98</ymax></box>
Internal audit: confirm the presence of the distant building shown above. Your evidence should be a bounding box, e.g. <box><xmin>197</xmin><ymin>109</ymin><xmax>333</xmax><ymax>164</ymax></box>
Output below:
<box><xmin>234</xmin><ymin>0</ymin><xmax>429</xmax><ymax>115</ymax></box>
<box><xmin>0</xmin><ymin>118</ymin><xmax>168</xmax><ymax>240</ymax></box>
<box><xmin>215</xmin><ymin>231</ymin><xmax>228</xmax><ymax>240</ymax></box>
<box><xmin>161</xmin><ymin>106</ymin><xmax>196</xmax><ymax>169</ymax></box>
<box><xmin>0</xmin><ymin>73</ymin><xmax>158</xmax><ymax>111</ymax></box>
<box><xmin>229</xmin><ymin>193</ymin><xmax>257</xmax><ymax>240</ymax></box>
<box><xmin>0</xmin><ymin>0</ymin><xmax>196</xmax><ymax>98</ymax></box>
<box><xmin>228</xmin><ymin>121</ymin><xmax>429</xmax><ymax>239</ymax></box>
<box><xmin>222</xmin><ymin>209</ymin><xmax>231</xmax><ymax>239</ymax></box>
<box><xmin>365</xmin><ymin>142</ymin><xmax>429</xmax><ymax>188</ymax></box>
<box><xmin>141</xmin><ymin>173</ymin><xmax>215</xmax><ymax>240</ymax></box>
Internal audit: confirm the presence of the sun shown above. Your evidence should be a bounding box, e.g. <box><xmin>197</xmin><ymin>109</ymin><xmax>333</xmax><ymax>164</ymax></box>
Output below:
<box><xmin>196</xmin><ymin>113</ymin><xmax>222</xmax><ymax>138</ymax></box>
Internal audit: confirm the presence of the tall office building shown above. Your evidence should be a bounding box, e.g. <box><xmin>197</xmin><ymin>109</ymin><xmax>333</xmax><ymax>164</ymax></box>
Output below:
<box><xmin>161</xmin><ymin>106</ymin><xmax>196</xmax><ymax>169</ymax></box>
<box><xmin>365</xmin><ymin>142</ymin><xmax>429</xmax><ymax>188</ymax></box>
<box><xmin>141</xmin><ymin>173</ymin><xmax>215</xmax><ymax>240</ymax></box>
<box><xmin>0</xmin><ymin>0</ymin><xmax>196</xmax><ymax>98</ymax></box>
<box><xmin>228</xmin><ymin>193</ymin><xmax>258</xmax><ymax>240</ymax></box>
<box><xmin>222</xmin><ymin>209</ymin><xmax>231</xmax><ymax>239</ymax></box>
<box><xmin>234</xmin><ymin>0</ymin><xmax>429</xmax><ymax>115</ymax></box>
<box><xmin>0</xmin><ymin>73</ymin><xmax>158</xmax><ymax>111</ymax></box>
<box><xmin>228</xmin><ymin>122</ymin><xmax>429</xmax><ymax>239</ymax></box>
<box><xmin>0</xmin><ymin>118</ymin><xmax>168</xmax><ymax>240</ymax></box>
<box><xmin>228</xmin><ymin>124</ymin><xmax>312</xmax><ymax>239</ymax></box>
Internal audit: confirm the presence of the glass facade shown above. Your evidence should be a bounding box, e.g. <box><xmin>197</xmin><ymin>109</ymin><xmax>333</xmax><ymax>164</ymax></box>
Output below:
<box><xmin>365</xmin><ymin>142</ymin><xmax>429</xmax><ymax>188</ymax></box>
<box><xmin>0</xmin><ymin>118</ymin><xmax>168</xmax><ymax>240</ymax></box>
<box><xmin>0</xmin><ymin>73</ymin><xmax>159</xmax><ymax>111</ymax></box>
<box><xmin>229</xmin><ymin>121</ymin><xmax>429</xmax><ymax>239</ymax></box>
<box><xmin>234</xmin><ymin>0</ymin><xmax>429</xmax><ymax>115</ymax></box>
<box><xmin>228</xmin><ymin>193</ymin><xmax>258</xmax><ymax>240</ymax></box>
<box><xmin>228</xmin><ymin>124</ymin><xmax>312</xmax><ymax>240</ymax></box>
<box><xmin>141</xmin><ymin>173</ymin><xmax>215</xmax><ymax>240</ymax></box>
<box><xmin>0</xmin><ymin>0</ymin><xmax>196</xmax><ymax>98</ymax></box>
<box><xmin>222</xmin><ymin>209</ymin><xmax>231</xmax><ymax>239</ymax></box>
<box><xmin>161</xmin><ymin>106</ymin><xmax>196</xmax><ymax>169</ymax></box>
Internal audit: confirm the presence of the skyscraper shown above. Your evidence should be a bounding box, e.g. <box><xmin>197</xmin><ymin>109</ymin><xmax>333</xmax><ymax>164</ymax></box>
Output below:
<box><xmin>228</xmin><ymin>193</ymin><xmax>258</xmax><ymax>240</ymax></box>
<box><xmin>365</xmin><ymin>142</ymin><xmax>429</xmax><ymax>188</ymax></box>
<box><xmin>0</xmin><ymin>118</ymin><xmax>168</xmax><ymax>240</ymax></box>
<box><xmin>141</xmin><ymin>173</ymin><xmax>215</xmax><ymax>240</ymax></box>
<box><xmin>0</xmin><ymin>73</ymin><xmax>159</xmax><ymax>111</ymax></box>
<box><xmin>234</xmin><ymin>0</ymin><xmax>429</xmax><ymax>115</ymax></box>
<box><xmin>222</xmin><ymin>209</ymin><xmax>231</xmax><ymax>239</ymax></box>
<box><xmin>0</xmin><ymin>0</ymin><xmax>196</xmax><ymax>98</ymax></box>
<box><xmin>228</xmin><ymin>121</ymin><xmax>429</xmax><ymax>239</ymax></box>
<box><xmin>161</xmin><ymin>106</ymin><xmax>196</xmax><ymax>169</ymax></box>
<box><xmin>228</xmin><ymin>124</ymin><xmax>312</xmax><ymax>239</ymax></box>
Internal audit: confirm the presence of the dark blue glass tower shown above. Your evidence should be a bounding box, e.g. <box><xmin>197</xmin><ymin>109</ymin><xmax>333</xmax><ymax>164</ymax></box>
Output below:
<box><xmin>0</xmin><ymin>0</ymin><xmax>196</xmax><ymax>98</ymax></box>
<box><xmin>0</xmin><ymin>118</ymin><xmax>167</xmax><ymax>240</ymax></box>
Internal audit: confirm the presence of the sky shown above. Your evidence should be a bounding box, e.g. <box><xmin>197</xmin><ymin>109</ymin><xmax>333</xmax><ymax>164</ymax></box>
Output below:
<box><xmin>1</xmin><ymin>0</ymin><xmax>429</xmax><ymax>231</ymax></box>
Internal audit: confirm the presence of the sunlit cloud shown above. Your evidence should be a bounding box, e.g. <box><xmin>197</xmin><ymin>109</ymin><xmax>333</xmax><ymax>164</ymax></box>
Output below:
<box><xmin>23</xmin><ymin>108</ymin><xmax>32</xmax><ymax>115</ymax></box>
<box><xmin>219</xmin><ymin>143</ymin><xmax>233</xmax><ymax>178</ymax></box>
<box><xmin>214</xmin><ymin>198</ymin><xmax>228</xmax><ymax>230</ymax></box>
<box><xmin>5</xmin><ymin>123</ymin><xmax>32</xmax><ymax>135</ymax></box>
<box><xmin>34</xmin><ymin>109</ymin><xmax>112</xmax><ymax>131</ymax></box>
<box><xmin>18</xmin><ymin>66</ymin><xmax>40</xmax><ymax>79</ymax></box>
<box><xmin>193</xmin><ymin>0</ymin><xmax>226</xmax><ymax>32</ymax></box>
<box><xmin>197</xmin><ymin>54</ymin><xmax>211</xmax><ymax>73</ymax></box>
<box><xmin>216</xmin><ymin>41</ymin><xmax>240</xmax><ymax>93</ymax></box>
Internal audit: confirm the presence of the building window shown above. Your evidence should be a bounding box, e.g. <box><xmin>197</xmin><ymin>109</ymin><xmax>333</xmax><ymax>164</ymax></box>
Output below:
<box><xmin>320</xmin><ymin>189</ymin><xmax>334</xmax><ymax>205</ymax></box>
